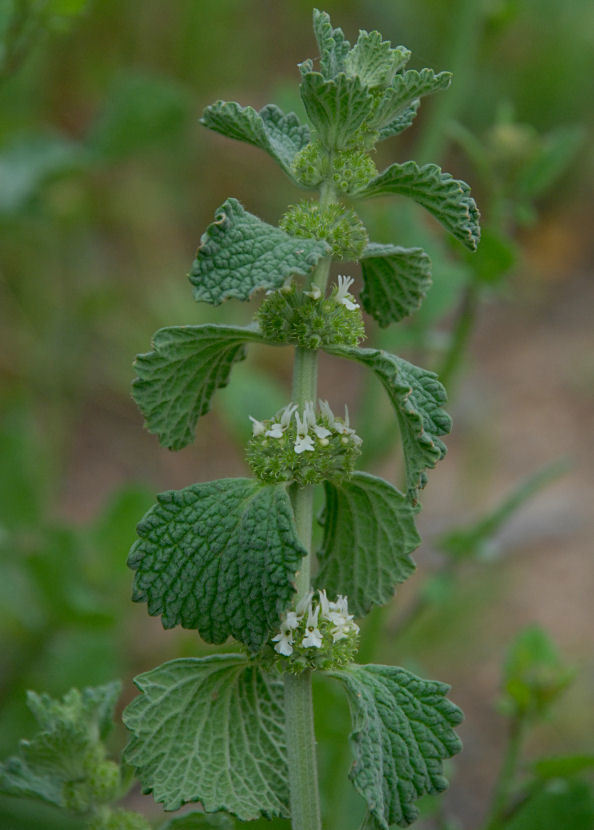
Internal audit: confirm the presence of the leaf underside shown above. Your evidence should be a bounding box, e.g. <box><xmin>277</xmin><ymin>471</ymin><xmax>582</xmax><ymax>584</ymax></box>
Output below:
<box><xmin>133</xmin><ymin>324</ymin><xmax>263</xmax><ymax>450</ymax></box>
<box><xmin>357</xmin><ymin>161</ymin><xmax>480</xmax><ymax>251</ymax></box>
<box><xmin>200</xmin><ymin>101</ymin><xmax>310</xmax><ymax>179</ymax></box>
<box><xmin>124</xmin><ymin>656</ymin><xmax>289</xmax><ymax>819</ymax></box>
<box><xmin>359</xmin><ymin>242</ymin><xmax>432</xmax><ymax>326</ymax></box>
<box><xmin>189</xmin><ymin>198</ymin><xmax>329</xmax><ymax>304</ymax></box>
<box><xmin>330</xmin><ymin>664</ymin><xmax>463</xmax><ymax>828</ymax></box>
<box><xmin>324</xmin><ymin>345</ymin><xmax>451</xmax><ymax>502</ymax></box>
<box><xmin>128</xmin><ymin>478</ymin><xmax>306</xmax><ymax>652</ymax></box>
<box><xmin>316</xmin><ymin>472</ymin><xmax>420</xmax><ymax>616</ymax></box>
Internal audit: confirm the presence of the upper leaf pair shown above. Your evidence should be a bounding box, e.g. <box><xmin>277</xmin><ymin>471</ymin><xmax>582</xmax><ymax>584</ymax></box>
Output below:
<box><xmin>299</xmin><ymin>11</ymin><xmax>451</xmax><ymax>150</ymax></box>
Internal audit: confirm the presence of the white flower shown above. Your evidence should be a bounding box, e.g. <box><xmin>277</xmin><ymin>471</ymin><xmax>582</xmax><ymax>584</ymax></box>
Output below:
<box><xmin>249</xmin><ymin>416</ymin><xmax>266</xmax><ymax>436</ymax></box>
<box><xmin>323</xmin><ymin>593</ymin><xmax>360</xmax><ymax>642</ymax></box>
<box><xmin>318</xmin><ymin>399</ymin><xmax>337</xmax><ymax>428</ymax></box>
<box><xmin>318</xmin><ymin>588</ymin><xmax>331</xmax><ymax>618</ymax></box>
<box><xmin>271</xmin><ymin>611</ymin><xmax>301</xmax><ymax>656</ymax></box>
<box><xmin>302</xmin><ymin>603</ymin><xmax>323</xmax><ymax>648</ymax></box>
<box><xmin>280</xmin><ymin>403</ymin><xmax>297</xmax><ymax>428</ymax></box>
<box><xmin>266</xmin><ymin>422</ymin><xmax>284</xmax><ymax>438</ymax></box>
<box><xmin>294</xmin><ymin>412</ymin><xmax>314</xmax><ymax>453</ymax></box>
<box><xmin>335</xmin><ymin>275</ymin><xmax>359</xmax><ymax>311</ymax></box>
<box><xmin>304</xmin><ymin>284</ymin><xmax>322</xmax><ymax>300</ymax></box>
<box><xmin>313</xmin><ymin>423</ymin><xmax>331</xmax><ymax>440</ymax></box>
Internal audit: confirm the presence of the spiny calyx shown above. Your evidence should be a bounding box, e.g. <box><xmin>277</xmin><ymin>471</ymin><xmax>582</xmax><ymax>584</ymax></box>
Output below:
<box><xmin>257</xmin><ymin>275</ymin><xmax>365</xmax><ymax>349</ymax></box>
<box><xmin>280</xmin><ymin>201</ymin><xmax>368</xmax><ymax>260</ymax></box>
<box><xmin>267</xmin><ymin>589</ymin><xmax>359</xmax><ymax>673</ymax></box>
<box><xmin>246</xmin><ymin>400</ymin><xmax>362</xmax><ymax>486</ymax></box>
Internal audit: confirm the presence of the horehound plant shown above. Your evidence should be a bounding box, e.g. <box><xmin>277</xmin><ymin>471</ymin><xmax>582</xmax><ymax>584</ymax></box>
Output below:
<box><xmin>123</xmin><ymin>11</ymin><xmax>480</xmax><ymax>830</ymax></box>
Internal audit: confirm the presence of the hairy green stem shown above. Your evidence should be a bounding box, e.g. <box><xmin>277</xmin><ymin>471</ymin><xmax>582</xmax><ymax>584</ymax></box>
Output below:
<box><xmin>484</xmin><ymin>716</ymin><xmax>526</xmax><ymax>830</ymax></box>
<box><xmin>284</xmin><ymin>671</ymin><xmax>321</xmax><ymax>830</ymax></box>
<box><xmin>283</xmin><ymin>251</ymin><xmax>332</xmax><ymax>830</ymax></box>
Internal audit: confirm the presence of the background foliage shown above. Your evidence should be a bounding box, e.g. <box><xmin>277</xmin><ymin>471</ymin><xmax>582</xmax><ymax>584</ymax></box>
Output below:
<box><xmin>1</xmin><ymin>1</ymin><xmax>593</xmax><ymax>828</ymax></box>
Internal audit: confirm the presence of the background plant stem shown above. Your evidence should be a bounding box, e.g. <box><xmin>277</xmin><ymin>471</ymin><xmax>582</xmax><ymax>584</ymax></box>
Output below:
<box><xmin>483</xmin><ymin>715</ymin><xmax>526</xmax><ymax>830</ymax></box>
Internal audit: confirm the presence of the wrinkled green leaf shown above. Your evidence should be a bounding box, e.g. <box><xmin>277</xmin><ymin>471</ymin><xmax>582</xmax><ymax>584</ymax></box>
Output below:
<box><xmin>200</xmin><ymin>102</ymin><xmax>310</xmax><ymax>179</ymax></box>
<box><xmin>371</xmin><ymin>69</ymin><xmax>451</xmax><ymax>132</ymax></box>
<box><xmin>300</xmin><ymin>72</ymin><xmax>374</xmax><ymax>151</ymax></box>
<box><xmin>324</xmin><ymin>346</ymin><xmax>451</xmax><ymax>501</ymax></box>
<box><xmin>0</xmin><ymin>682</ymin><xmax>120</xmax><ymax>807</ymax></box>
<box><xmin>359</xmin><ymin>242</ymin><xmax>432</xmax><ymax>326</ymax></box>
<box><xmin>124</xmin><ymin>656</ymin><xmax>288</xmax><ymax>819</ymax></box>
<box><xmin>133</xmin><ymin>324</ymin><xmax>263</xmax><ymax>451</ymax></box>
<box><xmin>356</xmin><ymin>161</ymin><xmax>480</xmax><ymax>251</ymax></box>
<box><xmin>128</xmin><ymin>478</ymin><xmax>306</xmax><ymax>652</ymax></box>
<box><xmin>329</xmin><ymin>664</ymin><xmax>463</xmax><ymax>829</ymax></box>
<box><xmin>310</xmin><ymin>8</ymin><xmax>350</xmax><ymax>78</ymax></box>
<box><xmin>189</xmin><ymin>198</ymin><xmax>329</xmax><ymax>304</ymax></box>
<box><xmin>378</xmin><ymin>101</ymin><xmax>419</xmax><ymax>140</ymax></box>
<box><xmin>505</xmin><ymin>779</ymin><xmax>594</xmax><ymax>830</ymax></box>
<box><xmin>316</xmin><ymin>472</ymin><xmax>419</xmax><ymax>616</ymax></box>
<box><xmin>344</xmin><ymin>29</ymin><xmax>410</xmax><ymax>88</ymax></box>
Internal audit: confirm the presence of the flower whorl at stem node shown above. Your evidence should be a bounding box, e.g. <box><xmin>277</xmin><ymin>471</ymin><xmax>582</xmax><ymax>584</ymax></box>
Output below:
<box><xmin>267</xmin><ymin>589</ymin><xmax>359</xmax><ymax>673</ymax></box>
<box><xmin>291</xmin><ymin>139</ymin><xmax>378</xmax><ymax>194</ymax></box>
<box><xmin>280</xmin><ymin>200</ymin><xmax>368</xmax><ymax>260</ymax></box>
<box><xmin>257</xmin><ymin>278</ymin><xmax>365</xmax><ymax>349</ymax></box>
<box><xmin>246</xmin><ymin>400</ymin><xmax>362</xmax><ymax>486</ymax></box>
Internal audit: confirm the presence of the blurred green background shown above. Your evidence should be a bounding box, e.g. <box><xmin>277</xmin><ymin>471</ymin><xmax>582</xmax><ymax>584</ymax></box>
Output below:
<box><xmin>1</xmin><ymin>1</ymin><xmax>593</xmax><ymax>828</ymax></box>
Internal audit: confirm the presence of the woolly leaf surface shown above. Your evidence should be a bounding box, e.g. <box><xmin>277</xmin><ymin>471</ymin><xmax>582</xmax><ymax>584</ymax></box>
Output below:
<box><xmin>371</xmin><ymin>69</ymin><xmax>451</xmax><ymax>131</ymax></box>
<box><xmin>316</xmin><ymin>472</ymin><xmax>419</xmax><ymax>615</ymax></box>
<box><xmin>324</xmin><ymin>346</ymin><xmax>451</xmax><ymax>501</ymax></box>
<box><xmin>128</xmin><ymin>478</ymin><xmax>306</xmax><ymax>652</ymax></box>
<box><xmin>133</xmin><ymin>324</ymin><xmax>264</xmax><ymax>451</ymax></box>
<box><xmin>300</xmin><ymin>72</ymin><xmax>374</xmax><ymax>151</ymax></box>
<box><xmin>311</xmin><ymin>9</ymin><xmax>350</xmax><ymax>78</ymax></box>
<box><xmin>356</xmin><ymin>161</ymin><xmax>480</xmax><ymax>251</ymax></box>
<box><xmin>189</xmin><ymin>198</ymin><xmax>329</xmax><ymax>304</ymax></box>
<box><xmin>344</xmin><ymin>30</ymin><xmax>410</xmax><ymax>88</ymax></box>
<box><xmin>359</xmin><ymin>242</ymin><xmax>432</xmax><ymax>326</ymax></box>
<box><xmin>200</xmin><ymin>102</ymin><xmax>309</xmax><ymax>179</ymax></box>
<box><xmin>329</xmin><ymin>664</ymin><xmax>463</xmax><ymax>828</ymax></box>
<box><xmin>124</xmin><ymin>656</ymin><xmax>288</xmax><ymax>819</ymax></box>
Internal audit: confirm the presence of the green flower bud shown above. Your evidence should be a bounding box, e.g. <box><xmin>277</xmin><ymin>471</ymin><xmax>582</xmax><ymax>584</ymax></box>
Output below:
<box><xmin>330</xmin><ymin>149</ymin><xmax>377</xmax><ymax>195</ymax></box>
<box><xmin>87</xmin><ymin>759</ymin><xmax>121</xmax><ymax>804</ymax></box>
<box><xmin>292</xmin><ymin>140</ymin><xmax>327</xmax><ymax>188</ymax></box>
<box><xmin>257</xmin><ymin>280</ymin><xmax>365</xmax><ymax>349</ymax></box>
<box><xmin>63</xmin><ymin>779</ymin><xmax>93</xmax><ymax>814</ymax></box>
<box><xmin>280</xmin><ymin>201</ymin><xmax>368</xmax><ymax>260</ymax></box>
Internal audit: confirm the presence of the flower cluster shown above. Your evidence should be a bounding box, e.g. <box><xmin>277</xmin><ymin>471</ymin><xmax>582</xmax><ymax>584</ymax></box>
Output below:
<box><xmin>257</xmin><ymin>276</ymin><xmax>365</xmax><ymax>349</ymax></box>
<box><xmin>246</xmin><ymin>400</ymin><xmax>362</xmax><ymax>485</ymax></box>
<box><xmin>291</xmin><ymin>138</ymin><xmax>377</xmax><ymax>194</ymax></box>
<box><xmin>269</xmin><ymin>589</ymin><xmax>360</xmax><ymax>672</ymax></box>
<box><xmin>280</xmin><ymin>200</ymin><xmax>368</xmax><ymax>260</ymax></box>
